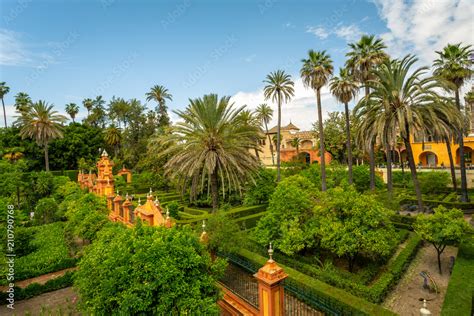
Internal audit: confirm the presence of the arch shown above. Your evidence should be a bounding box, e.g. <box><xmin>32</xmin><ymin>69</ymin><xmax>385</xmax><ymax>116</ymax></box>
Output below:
<box><xmin>299</xmin><ymin>151</ymin><xmax>311</xmax><ymax>164</ymax></box>
<box><xmin>456</xmin><ymin>146</ymin><xmax>473</xmax><ymax>166</ymax></box>
<box><xmin>300</xmin><ymin>140</ymin><xmax>313</xmax><ymax>149</ymax></box>
<box><xmin>419</xmin><ymin>151</ymin><xmax>438</xmax><ymax>167</ymax></box>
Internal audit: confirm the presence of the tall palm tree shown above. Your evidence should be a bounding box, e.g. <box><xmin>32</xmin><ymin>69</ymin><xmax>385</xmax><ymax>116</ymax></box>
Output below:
<box><xmin>17</xmin><ymin>101</ymin><xmax>67</xmax><ymax>171</ymax></box>
<box><xmin>346</xmin><ymin>34</ymin><xmax>388</xmax><ymax>191</ymax></box>
<box><xmin>104</xmin><ymin>124</ymin><xmax>122</xmax><ymax>157</ymax></box>
<box><xmin>146</xmin><ymin>85</ymin><xmax>172</xmax><ymax>129</ymax></box>
<box><xmin>356</xmin><ymin>55</ymin><xmax>454</xmax><ymax>211</ymax></box>
<box><xmin>300</xmin><ymin>50</ymin><xmax>333</xmax><ymax>191</ymax></box>
<box><xmin>14</xmin><ymin>92</ymin><xmax>32</xmax><ymax>114</ymax></box>
<box><xmin>156</xmin><ymin>94</ymin><xmax>260</xmax><ymax>212</ymax></box>
<box><xmin>263</xmin><ymin>70</ymin><xmax>295</xmax><ymax>182</ymax></box>
<box><xmin>65</xmin><ymin>103</ymin><xmax>79</xmax><ymax>123</ymax></box>
<box><xmin>255</xmin><ymin>103</ymin><xmax>275</xmax><ymax>165</ymax></box>
<box><xmin>82</xmin><ymin>98</ymin><xmax>94</xmax><ymax>116</ymax></box>
<box><xmin>237</xmin><ymin>109</ymin><xmax>262</xmax><ymax>158</ymax></box>
<box><xmin>434</xmin><ymin>43</ymin><xmax>473</xmax><ymax>202</ymax></box>
<box><xmin>330</xmin><ymin>67</ymin><xmax>358</xmax><ymax>184</ymax></box>
<box><xmin>0</xmin><ymin>82</ymin><xmax>10</xmax><ymax>128</ymax></box>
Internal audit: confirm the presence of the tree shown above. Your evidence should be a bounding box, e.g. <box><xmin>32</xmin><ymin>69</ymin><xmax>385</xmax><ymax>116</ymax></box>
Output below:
<box><xmin>290</xmin><ymin>137</ymin><xmax>301</xmax><ymax>155</ymax></box>
<box><xmin>0</xmin><ymin>82</ymin><xmax>10</xmax><ymax>128</ymax></box>
<box><xmin>104</xmin><ymin>124</ymin><xmax>122</xmax><ymax>157</ymax></box>
<box><xmin>65</xmin><ymin>103</ymin><xmax>79</xmax><ymax>123</ymax></box>
<box><xmin>34</xmin><ymin>197</ymin><xmax>59</xmax><ymax>224</ymax></box>
<box><xmin>206</xmin><ymin>210</ymin><xmax>245</xmax><ymax>255</ymax></box>
<box><xmin>156</xmin><ymin>94</ymin><xmax>260</xmax><ymax>212</ymax></box>
<box><xmin>346</xmin><ymin>34</ymin><xmax>388</xmax><ymax>191</ymax></box>
<box><xmin>82</xmin><ymin>98</ymin><xmax>94</xmax><ymax>116</ymax></box>
<box><xmin>14</xmin><ymin>92</ymin><xmax>32</xmax><ymax>115</ymax></box>
<box><xmin>237</xmin><ymin>109</ymin><xmax>262</xmax><ymax>158</ymax></box>
<box><xmin>244</xmin><ymin>167</ymin><xmax>276</xmax><ymax>205</ymax></box>
<box><xmin>355</xmin><ymin>55</ymin><xmax>455</xmax><ymax>211</ymax></box>
<box><xmin>301</xmin><ymin>50</ymin><xmax>334</xmax><ymax>191</ymax></box>
<box><xmin>330</xmin><ymin>68</ymin><xmax>358</xmax><ymax>184</ymax></box>
<box><xmin>108</xmin><ymin>97</ymin><xmax>130</xmax><ymax>128</ymax></box>
<box><xmin>263</xmin><ymin>70</ymin><xmax>295</xmax><ymax>182</ymax></box>
<box><xmin>74</xmin><ymin>223</ymin><xmax>225</xmax><ymax>314</ymax></box>
<box><xmin>255</xmin><ymin>103</ymin><xmax>275</xmax><ymax>165</ymax></box>
<box><xmin>414</xmin><ymin>206</ymin><xmax>469</xmax><ymax>274</ymax></box>
<box><xmin>253</xmin><ymin>175</ymin><xmax>318</xmax><ymax>255</ymax></box>
<box><xmin>146</xmin><ymin>85</ymin><xmax>172</xmax><ymax>129</ymax></box>
<box><xmin>17</xmin><ymin>101</ymin><xmax>67</xmax><ymax>171</ymax></box>
<box><xmin>313</xmin><ymin>187</ymin><xmax>397</xmax><ymax>272</ymax></box>
<box><xmin>434</xmin><ymin>43</ymin><xmax>473</xmax><ymax>202</ymax></box>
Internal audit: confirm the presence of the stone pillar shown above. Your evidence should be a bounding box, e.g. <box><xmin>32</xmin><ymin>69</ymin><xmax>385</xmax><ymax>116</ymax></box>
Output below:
<box><xmin>113</xmin><ymin>194</ymin><xmax>123</xmax><ymax>219</ymax></box>
<box><xmin>254</xmin><ymin>244</ymin><xmax>288</xmax><ymax>316</ymax></box>
<box><xmin>106</xmin><ymin>195</ymin><xmax>114</xmax><ymax>211</ymax></box>
<box><xmin>122</xmin><ymin>196</ymin><xmax>132</xmax><ymax>224</ymax></box>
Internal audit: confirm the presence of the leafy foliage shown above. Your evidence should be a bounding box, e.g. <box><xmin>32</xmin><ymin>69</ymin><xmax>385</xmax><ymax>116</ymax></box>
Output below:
<box><xmin>244</xmin><ymin>167</ymin><xmax>276</xmax><ymax>205</ymax></box>
<box><xmin>34</xmin><ymin>197</ymin><xmax>59</xmax><ymax>224</ymax></box>
<box><xmin>74</xmin><ymin>224</ymin><xmax>225</xmax><ymax>314</ymax></box>
<box><xmin>206</xmin><ymin>210</ymin><xmax>245</xmax><ymax>254</ymax></box>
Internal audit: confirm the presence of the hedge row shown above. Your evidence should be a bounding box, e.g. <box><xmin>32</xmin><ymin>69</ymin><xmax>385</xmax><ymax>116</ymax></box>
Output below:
<box><xmin>400</xmin><ymin>198</ymin><xmax>474</xmax><ymax>212</ymax></box>
<box><xmin>0</xmin><ymin>271</ymin><xmax>74</xmax><ymax>304</ymax></box>
<box><xmin>232</xmin><ymin>211</ymin><xmax>267</xmax><ymax>230</ymax></box>
<box><xmin>176</xmin><ymin>204</ymin><xmax>267</xmax><ymax>225</ymax></box>
<box><xmin>441</xmin><ymin>233</ymin><xmax>474</xmax><ymax>315</ymax></box>
<box><xmin>237</xmin><ymin>249</ymin><xmax>396</xmax><ymax>315</ymax></box>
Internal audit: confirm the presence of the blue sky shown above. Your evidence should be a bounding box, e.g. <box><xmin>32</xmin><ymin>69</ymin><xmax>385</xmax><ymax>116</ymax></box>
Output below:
<box><xmin>1</xmin><ymin>0</ymin><xmax>472</xmax><ymax>129</ymax></box>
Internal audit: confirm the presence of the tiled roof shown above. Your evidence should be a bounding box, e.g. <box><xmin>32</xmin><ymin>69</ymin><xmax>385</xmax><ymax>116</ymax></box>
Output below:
<box><xmin>268</xmin><ymin>122</ymin><xmax>301</xmax><ymax>133</ymax></box>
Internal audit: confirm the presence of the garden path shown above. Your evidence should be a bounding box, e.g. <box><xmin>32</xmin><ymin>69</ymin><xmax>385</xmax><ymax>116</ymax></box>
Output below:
<box><xmin>0</xmin><ymin>267</ymin><xmax>77</xmax><ymax>292</ymax></box>
<box><xmin>383</xmin><ymin>244</ymin><xmax>457</xmax><ymax>316</ymax></box>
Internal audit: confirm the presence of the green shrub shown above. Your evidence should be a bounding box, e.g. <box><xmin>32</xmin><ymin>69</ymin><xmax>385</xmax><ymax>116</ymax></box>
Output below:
<box><xmin>167</xmin><ymin>201</ymin><xmax>181</xmax><ymax>219</ymax></box>
<box><xmin>34</xmin><ymin>197</ymin><xmax>60</xmax><ymax>224</ymax></box>
<box><xmin>415</xmin><ymin>171</ymin><xmax>450</xmax><ymax>194</ymax></box>
<box><xmin>244</xmin><ymin>168</ymin><xmax>276</xmax><ymax>206</ymax></box>
<box><xmin>442</xmin><ymin>233</ymin><xmax>474</xmax><ymax>315</ymax></box>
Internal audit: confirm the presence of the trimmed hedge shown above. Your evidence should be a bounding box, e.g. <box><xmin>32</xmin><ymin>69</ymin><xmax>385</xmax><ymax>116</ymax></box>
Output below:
<box><xmin>441</xmin><ymin>233</ymin><xmax>474</xmax><ymax>315</ymax></box>
<box><xmin>400</xmin><ymin>198</ymin><xmax>474</xmax><ymax>212</ymax></box>
<box><xmin>176</xmin><ymin>204</ymin><xmax>267</xmax><ymax>225</ymax></box>
<box><xmin>237</xmin><ymin>249</ymin><xmax>396</xmax><ymax>315</ymax></box>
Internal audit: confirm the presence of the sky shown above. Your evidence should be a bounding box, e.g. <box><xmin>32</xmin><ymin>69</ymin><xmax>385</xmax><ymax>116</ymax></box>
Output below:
<box><xmin>0</xmin><ymin>0</ymin><xmax>473</xmax><ymax>130</ymax></box>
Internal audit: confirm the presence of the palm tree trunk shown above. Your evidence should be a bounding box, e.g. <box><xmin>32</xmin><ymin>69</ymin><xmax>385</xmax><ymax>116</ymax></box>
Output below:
<box><xmin>210</xmin><ymin>167</ymin><xmax>219</xmax><ymax>213</ymax></box>
<box><xmin>264</xmin><ymin>121</ymin><xmax>275</xmax><ymax>165</ymax></box>
<box><xmin>276</xmin><ymin>95</ymin><xmax>282</xmax><ymax>182</ymax></box>
<box><xmin>385</xmin><ymin>144</ymin><xmax>393</xmax><ymax>196</ymax></box>
<box><xmin>344</xmin><ymin>102</ymin><xmax>353</xmax><ymax>185</ymax></box>
<box><xmin>316</xmin><ymin>89</ymin><xmax>327</xmax><ymax>191</ymax></box>
<box><xmin>1</xmin><ymin>97</ymin><xmax>7</xmax><ymax>128</ymax></box>
<box><xmin>445</xmin><ymin>136</ymin><xmax>457</xmax><ymax>191</ymax></box>
<box><xmin>44</xmin><ymin>143</ymin><xmax>50</xmax><ymax>171</ymax></box>
<box><xmin>364</xmin><ymin>85</ymin><xmax>375</xmax><ymax>191</ymax></box>
<box><xmin>404</xmin><ymin>136</ymin><xmax>423</xmax><ymax>211</ymax></box>
<box><xmin>254</xmin><ymin>147</ymin><xmax>260</xmax><ymax>159</ymax></box>
<box><xmin>456</xmin><ymin>89</ymin><xmax>469</xmax><ymax>202</ymax></box>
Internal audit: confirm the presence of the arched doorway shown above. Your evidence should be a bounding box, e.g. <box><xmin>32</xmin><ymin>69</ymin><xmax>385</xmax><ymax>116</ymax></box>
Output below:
<box><xmin>297</xmin><ymin>152</ymin><xmax>311</xmax><ymax>164</ymax></box>
<box><xmin>456</xmin><ymin>146</ymin><xmax>473</xmax><ymax>166</ymax></box>
<box><xmin>419</xmin><ymin>151</ymin><xmax>438</xmax><ymax>167</ymax></box>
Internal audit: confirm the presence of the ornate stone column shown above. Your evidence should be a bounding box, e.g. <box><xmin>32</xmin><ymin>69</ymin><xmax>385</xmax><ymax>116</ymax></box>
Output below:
<box><xmin>254</xmin><ymin>243</ymin><xmax>288</xmax><ymax>316</ymax></box>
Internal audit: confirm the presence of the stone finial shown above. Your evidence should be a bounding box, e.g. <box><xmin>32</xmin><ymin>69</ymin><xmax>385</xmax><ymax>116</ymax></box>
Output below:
<box><xmin>420</xmin><ymin>299</ymin><xmax>432</xmax><ymax>316</ymax></box>
<box><xmin>102</xmin><ymin>149</ymin><xmax>108</xmax><ymax>157</ymax></box>
<box><xmin>116</xmin><ymin>189</ymin><xmax>119</xmax><ymax>195</ymax></box>
<box><xmin>202</xmin><ymin>220</ymin><xmax>206</xmax><ymax>232</ymax></box>
<box><xmin>166</xmin><ymin>207</ymin><xmax>170</xmax><ymax>220</ymax></box>
<box><xmin>154</xmin><ymin>196</ymin><xmax>160</xmax><ymax>206</ymax></box>
<box><xmin>268</xmin><ymin>242</ymin><xmax>274</xmax><ymax>262</ymax></box>
<box><xmin>138</xmin><ymin>197</ymin><xmax>141</xmax><ymax>205</ymax></box>
<box><xmin>199</xmin><ymin>220</ymin><xmax>208</xmax><ymax>243</ymax></box>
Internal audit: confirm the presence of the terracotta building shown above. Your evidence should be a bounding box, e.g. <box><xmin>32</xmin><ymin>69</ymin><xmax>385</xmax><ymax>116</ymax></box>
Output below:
<box><xmin>77</xmin><ymin>149</ymin><xmax>115</xmax><ymax>196</ymax></box>
<box><xmin>256</xmin><ymin>122</ymin><xmax>331</xmax><ymax>165</ymax></box>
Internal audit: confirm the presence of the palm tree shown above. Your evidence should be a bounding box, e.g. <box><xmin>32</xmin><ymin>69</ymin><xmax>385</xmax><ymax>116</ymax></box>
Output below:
<box><xmin>300</xmin><ymin>50</ymin><xmax>333</xmax><ymax>191</ymax></box>
<box><xmin>65</xmin><ymin>103</ymin><xmax>79</xmax><ymax>123</ymax></box>
<box><xmin>290</xmin><ymin>137</ymin><xmax>301</xmax><ymax>156</ymax></box>
<box><xmin>0</xmin><ymin>82</ymin><xmax>10</xmax><ymax>127</ymax></box>
<box><xmin>434</xmin><ymin>43</ymin><xmax>473</xmax><ymax>202</ymax></box>
<box><xmin>255</xmin><ymin>103</ymin><xmax>275</xmax><ymax>165</ymax></box>
<box><xmin>146</xmin><ymin>85</ymin><xmax>172</xmax><ymax>129</ymax></box>
<box><xmin>82</xmin><ymin>98</ymin><xmax>94</xmax><ymax>116</ymax></box>
<box><xmin>156</xmin><ymin>94</ymin><xmax>260</xmax><ymax>212</ymax></box>
<box><xmin>14</xmin><ymin>92</ymin><xmax>32</xmax><ymax>114</ymax></box>
<box><xmin>330</xmin><ymin>68</ymin><xmax>358</xmax><ymax>184</ymax></box>
<box><xmin>104</xmin><ymin>124</ymin><xmax>122</xmax><ymax>157</ymax></box>
<box><xmin>237</xmin><ymin>109</ymin><xmax>262</xmax><ymax>159</ymax></box>
<box><xmin>17</xmin><ymin>101</ymin><xmax>67</xmax><ymax>171</ymax></box>
<box><xmin>356</xmin><ymin>55</ymin><xmax>455</xmax><ymax>211</ymax></box>
<box><xmin>263</xmin><ymin>70</ymin><xmax>295</xmax><ymax>182</ymax></box>
<box><xmin>346</xmin><ymin>34</ymin><xmax>388</xmax><ymax>191</ymax></box>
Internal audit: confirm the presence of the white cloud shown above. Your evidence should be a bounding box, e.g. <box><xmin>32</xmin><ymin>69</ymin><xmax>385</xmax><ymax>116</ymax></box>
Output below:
<box><xmin>230</xmin><ymin>77</ymin><xmax>350</xmax><ymax>130</ymax></box>
<box><xmin>0</xmin><ymin>29</ymin><xmax>32</xmax><ymax>66</ymax></box>
<box><xmin>306</xmin><ymin>26</ymin><xmax>329</xmax><ymax>39</ymax></box>
<box><xmin>306</xmin><ymin>24</ymin><xmax>363</xmax><ymax>42</ymax></box>
<box><xmin>373</xmin><ymin>0</ymin><xmax>474</xmax><ymax>65</ymax></box>
<box><xmin>334</xmin><ymin>24</ymin><xmax>362</xmax><ymax>42</ymax></box>
<box><xmin>244</xmin><ymin>54</ymin><xmax>256</xmax><ymax>63</ymax></box>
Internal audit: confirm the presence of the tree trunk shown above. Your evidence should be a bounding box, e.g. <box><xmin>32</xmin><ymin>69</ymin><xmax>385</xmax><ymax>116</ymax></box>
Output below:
<box><xmin>210</xmin><ymin>167</ymin><xmax>219</xmax><ymax>213</ymax></box>
<box><xmin>404</xmin><ymin>137</ymin><xmax>423</xmax><ymax>211</ymax></box>
<box><xmin>386</xmin><ymin>144</ymin><xmax>393</xmax><ymax>196</ymax></box>
<box><xmin>369</xmin><ymin>140</ymin><xmax>376</xmax><ymax>191</ymax></box>
<box><xmin>1</xmin><ymin>97</ymin><xmax>7</xmax><ymax>128</ymax></box>
<box><xmin>455</xmin><ymin>89</ymin><xmax>469</xmax><ymax>202</ymax></box>
<box><xmin>264</xmin><ymin>121</ymin><xmax>275</xmax><ymax>165</ymax></box>
<box><xmin>276</xmin><ymin>95</ymin><xmax>282</xmax><ymax>182</ymax></box>
<box><xmin>399</xmin><ymin>150</ymin><xmax>405</xmax><ymax>174</ymax></box>
<box><xmin>344</xmin><ymin>102</ymin><xmax>353</xmax><ymax>185</ymax></box>
<box><xmin>316</xmin><ymin>89</ymin><xmax>327</xmax><ymax>191</ymax></box>
<box><xmin>437</xmin><ymin>249</ymin><xmax>442</xmax><ymax>275</ymax></box>
<box><xmin>254</xmin><ymin>147</ymin><xmax>260</xmax><ymax>159</ymax></box>
<box><xmin>445</xmin><ymin>136</ymin><xmax>457</xmax><ymax>191</ymax></box>
<box><xmin>348</xmin><ymin>254</ymin><xmax>355</xmax><ymax>273</ymax></box>
<box><xmin>44</xmin><ymin>143</ymin><xmax>50</xmax><ymax>171</ymax></box>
